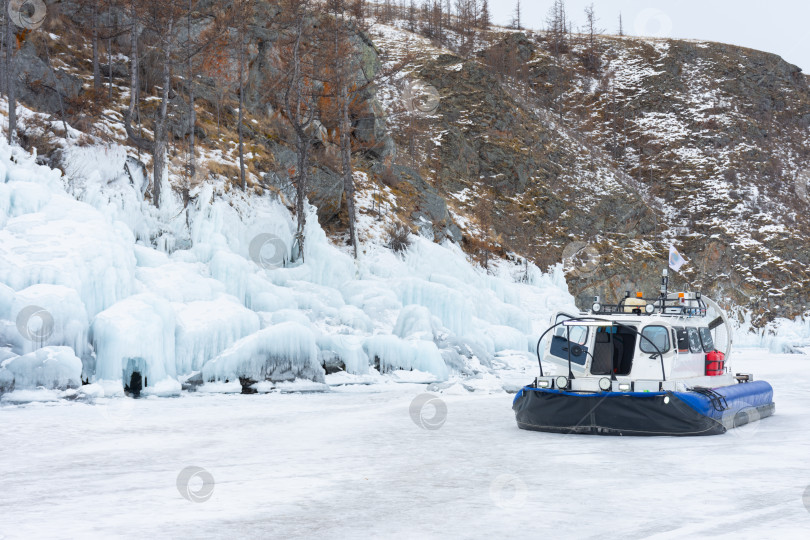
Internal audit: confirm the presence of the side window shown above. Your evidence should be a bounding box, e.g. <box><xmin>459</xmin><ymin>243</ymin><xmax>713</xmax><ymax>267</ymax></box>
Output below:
<box><xmin>640</xmin><ymin>325</ymin><xmax>670</xmax><ymax>354</ymax></box>
<box><xmin>674</xmin><ymin>327</ymin><xmax>689</xmax><ymax>351</ymax></box>
<box><xmin>687</xmin><ymin>327</ymin><xmax>702</xmax><ymax>353</ymax></box>
<box><xmin>699</xmin><ymin>327</ymin><xmax>715</xmax><ymax>352</ymax></box>
<box><xmin>554</xmin><ymin>314</ymin><xmax>588</xmax><ymax>345</ymax></box>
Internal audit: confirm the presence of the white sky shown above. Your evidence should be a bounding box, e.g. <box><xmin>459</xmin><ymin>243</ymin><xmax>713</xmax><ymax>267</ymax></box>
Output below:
<box><xmin>489</xmin><ymin>0</ymin><xmax>810</xmax><ymax>72</ymax></box>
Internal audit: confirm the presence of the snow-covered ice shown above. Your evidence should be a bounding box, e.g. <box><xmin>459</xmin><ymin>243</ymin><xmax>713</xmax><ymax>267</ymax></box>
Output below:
<box><xmin>0</xmin><ymin>349</ymin><xmax>808</xmax><ymax>539</ymax></box>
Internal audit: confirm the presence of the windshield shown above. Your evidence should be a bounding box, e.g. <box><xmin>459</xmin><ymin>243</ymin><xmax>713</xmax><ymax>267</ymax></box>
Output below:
<box><xmin>640</xmin><ymin>325</ymin><xmax>670</xmax><ymax>354</ymax></box>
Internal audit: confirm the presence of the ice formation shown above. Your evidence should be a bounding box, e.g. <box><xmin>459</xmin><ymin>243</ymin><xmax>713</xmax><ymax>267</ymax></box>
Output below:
<box><xmin>0</xmin><ymin>346</ymin><xmax>82</xmax><ymax>391</ymax></box>
<box><xmin>202</xmin><ymin>321</ymin><xmax>324</xmax><ymax>383</ymax></box>
<box><xmin>364</xmin><ymin>335</ymin><xmax>449</xmax><ymax>380</ymax></box>
<box><xmin>0</xmin><ymin>136</ymin><xmax>602</xmax><ymax>396</ymax></box>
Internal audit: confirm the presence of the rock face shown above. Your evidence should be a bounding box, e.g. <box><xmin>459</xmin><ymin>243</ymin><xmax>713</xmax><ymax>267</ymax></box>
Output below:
<box><xmin>372</xmin><ymin>29</ymin><xmax>810</xmax><ymax>324</ymax></box>
<box><xmin>3</xmin><ymin>42</ymin><xmax>82</xmax><ymax>115</ymax></box>
<box><xmin>45</xmin><ymin>3</ymin><xmax>810</xmax><ymax>324</ymax></box>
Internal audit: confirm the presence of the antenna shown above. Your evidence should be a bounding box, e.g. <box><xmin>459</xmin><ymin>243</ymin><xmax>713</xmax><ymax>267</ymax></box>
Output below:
<box><xmin>660</xmin><ymin>268</ymin><xmax>669</xmax><ymax>310</ymax></box>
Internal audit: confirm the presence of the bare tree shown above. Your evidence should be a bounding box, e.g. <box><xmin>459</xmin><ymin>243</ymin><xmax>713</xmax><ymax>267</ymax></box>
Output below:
<box><xmin>123</xmin><ymin>1</ymin><xmax>182</xmax><ymax>208</ymax></box>
<box><xmin>454</xmin><ymin>0</ymin><xmax>480</xmax><ymax>57</ymax></box>
<box><xmin>582</xmin><ymin>3</ymin><xmax>602</xmax><ymax>73</ymax></box>
<box><xmin>281</xmin><ymin>0</ymin><xmax>318</xmax><ymax>260</ymax></box>
<box><xmin>546</xmin><ymin>0</ymin><xmax>569</xmax><ymax>56</ymax></box>
<box><xmin>235</xmin><ymin>0</ymin><xmax>254</xmax><ymax>191</ymax></box>
<box><xmin>92</xmin><ymin>3</ymin><xmax>101</xmax><ymax>91</ymax></box>
<box><xmin>324</xmin><ymin>0</ymin><xmax>362</xmax><ymax>257</ymax></box>
<box><xmin>185</xmin><ymin>0</ymin><xmax>197</xmax><ymax>179</ymax></box>
<box><xmin>127</xmin><ymin>0</ymin><xmax>141</xmax><ymax>121</ymax></box>
<box><xmin>407</xmin><ymin>0</ymin><xmax>417</xmax><ymax>31</ymax></box>
<box><xmin>511</xmin><ymin>0</ymin><xmax>521</xmax><ymax>31</ymax></box>
<box><xmin>479</xmin><ymin>0</ymin><xmax>490</xmax><ymax>31</ymax></box>
<box><xmin>4</xmin><ymin>0</ymin><xmax>17</xmax><ymax>143</ymax></box>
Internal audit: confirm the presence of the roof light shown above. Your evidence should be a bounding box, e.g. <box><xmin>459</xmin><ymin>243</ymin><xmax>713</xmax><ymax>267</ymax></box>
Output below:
<box><xmin>537</xmin><ymin>379</ymin><xmax>551</xmax><ymax>388</ymax></box>
<box><xmin>598</xmin><ymin>378</ymin><xmax>612</xmax><ymax>391</ymax></box>
<box><xmin>563</xmin><ymin>320</ymin><xmax>614</xmax><ymax>327</ymax></box>
<box><xmin>678</xmin><ymin>292</ymin><xmax>685</xmax><ymax>298</ymax></box>
<box><xmin>636</xmin><ymin>292</ymin><xmax>643</xmax><ymax>298</ymax></box>
<box><xmin>555</xmin><ymin>376</ymin><xmax>569</xmax><ymax>390</ymax></box>
<box><xmin>645</xmin><ymin>304</ymin><xmax>655</xmax><ymax>314</ymax></box>
<box><xmin>618</xmin><ymin>383</ymin><xmax>631</xmax><ymax>392</ymax></box>
<box><xmin>592</xmin><ymin>302</ymin><xmax>601</xmax><ymax>313</ymax></box>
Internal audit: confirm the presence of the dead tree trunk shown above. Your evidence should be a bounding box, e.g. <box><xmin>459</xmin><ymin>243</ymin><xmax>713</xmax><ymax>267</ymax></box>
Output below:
<box><xmin>5</xmin><ymin>7</ymin><xmax>16</xmax><ymax>144</ymax></box>
<box><xmin>92</xmin><ymin>4</ymin><xmax>101</xmax><ymax>91</ymax></box>
<box><xmin>340</xmin><ymin>84</ymin><xmax>357</xmax><ymax>258</ymax></box>
<box><xmin>151</xmin><ymin>16</ymin><xmax>175</xmax><ymax>208</ymax></box>
<box><xmin>283</xmin><ymin>11</ymin><xmax>315</xmax><ymax>261</ymax></box>
<box><xmin>128</xmin><ymin>0</ymin><xmax>140</xmax><ymax>120</ymax></box>
<box><xmin>187</xmin><ymin>0</ymin><xmax>196</xmax><ymax>179</ymax></box>
<box><xmin>238</xmin><ymin>30</ymin><xmax>246</xmax><ymax>190</ymax></box>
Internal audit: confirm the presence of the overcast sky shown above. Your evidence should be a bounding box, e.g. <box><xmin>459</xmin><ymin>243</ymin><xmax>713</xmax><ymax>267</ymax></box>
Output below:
<box><xmin>489</xmin><ymin>0</ymin><xmax>810</xmax><ymax>72</ymax></box>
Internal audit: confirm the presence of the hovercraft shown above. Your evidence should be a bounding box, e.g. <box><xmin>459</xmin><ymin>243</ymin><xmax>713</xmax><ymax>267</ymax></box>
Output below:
<box><xmin>512</xmin><ymin>270</ymin><xmax>774</xmax><ymax>436</ymax></box>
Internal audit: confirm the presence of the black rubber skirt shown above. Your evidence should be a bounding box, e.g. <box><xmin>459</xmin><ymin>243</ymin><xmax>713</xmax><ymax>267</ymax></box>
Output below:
<box><xmin>512</xmin><ymin>387</ymin><xmax>728</xmax><ymax>436</ymax></box>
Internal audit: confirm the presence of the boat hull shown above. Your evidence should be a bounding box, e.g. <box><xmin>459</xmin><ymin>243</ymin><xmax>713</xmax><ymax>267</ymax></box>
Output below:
<box><xmin>512</xmin><ymin>380</ymin><xmax>774</xmax><ymax>436</ymax></box>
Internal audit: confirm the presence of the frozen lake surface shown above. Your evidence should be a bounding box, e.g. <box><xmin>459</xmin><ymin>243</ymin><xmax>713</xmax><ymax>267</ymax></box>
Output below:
<box><xmin>2</xmin><ymin>348</ymin><xmax>809</xmax><ymax>539</ymax></box>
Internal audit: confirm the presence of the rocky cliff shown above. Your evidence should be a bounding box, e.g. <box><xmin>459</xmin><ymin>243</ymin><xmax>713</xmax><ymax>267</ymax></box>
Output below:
<box><xmin>12</xmin><ymin>3</ymin><xmax>810</xmax><ymax>325</ymax></box>
<box><xmin>368</xmin><ymin>23</ymin><xmax>810</xmax><ymax>324</ymax></box>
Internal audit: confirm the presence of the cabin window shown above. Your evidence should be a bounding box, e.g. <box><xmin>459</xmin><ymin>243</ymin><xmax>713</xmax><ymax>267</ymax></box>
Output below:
<box><xmin>687</xmin><ymin>327</ymin><xmax>702</xmax><ymax>353</ymax></box>
<box><xmin>699</xmin><ymin>327</ymin><xmax>715</xmax><ymax>352</ymax></box>
<box><xmin>640</xmin><ymin>325</ymin><xmax>670</xmax><ymax>354</ymax></box>
<box><xmin>553</xmin><ymin>314</ymin><xmax>588</xmax><ymax>345</ymax></box>
<box><xmin>674</xmin><ymin>326</ymin><xmax>689</xmax><ymax>351</ymax></box>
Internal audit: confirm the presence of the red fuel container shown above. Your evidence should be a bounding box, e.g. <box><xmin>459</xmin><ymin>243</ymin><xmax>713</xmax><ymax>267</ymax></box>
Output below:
<box><xmin>706</xmin><ymin>350</ymin><xmax>725</xmax><ymax>376</ymax></box>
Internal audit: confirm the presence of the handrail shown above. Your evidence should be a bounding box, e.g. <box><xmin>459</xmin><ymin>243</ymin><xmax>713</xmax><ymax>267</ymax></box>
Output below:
<box><xmin>535</xmin><ymin>317</ymin><xmax>667</xmax><ymax>381</ymax></box>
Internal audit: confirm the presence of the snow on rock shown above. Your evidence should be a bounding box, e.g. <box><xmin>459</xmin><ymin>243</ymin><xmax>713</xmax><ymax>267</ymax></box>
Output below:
<box><xmin>173</xmin><ymin>297</ymin><xmax>260</xmax><ymax>374</ymax></box>
<box><xmin>363</xmin><ymin>335</ymin><xmax>449</xmax><ymax>380</ymax></box>
<box><xmin>90</xmin><ymin>293</ymin><xmax>176</xmax><ymax>387</ymax></box>
<box><xmin>202</xmin><ymin>321</ymin><xmax>325</xmax><ymax>383</ymax></box>
<box><xmin>0</xmin><ymin>346</ymin><xmax>82</xmax><ymax>391</ymax></box>
<box><xmin>61</xmin><ymin>144</ymin><xmax>128</xmax><ymax>186</ymax></box>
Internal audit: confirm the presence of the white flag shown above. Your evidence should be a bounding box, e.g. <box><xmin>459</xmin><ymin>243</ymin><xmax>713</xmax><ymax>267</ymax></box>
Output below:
<box><xmin>669</xmin><ymin>245</ymin><xmax>687</xmax><ymax>272</ymax></box>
